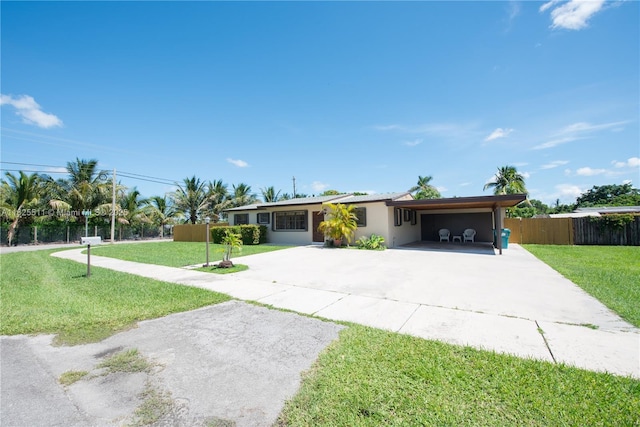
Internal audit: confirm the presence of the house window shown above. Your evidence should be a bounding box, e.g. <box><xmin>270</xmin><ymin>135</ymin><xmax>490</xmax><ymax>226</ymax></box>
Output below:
<box><xmin>273</xmin><ymin>210</ymin><xmax>308</xmax><ymax>231</ymax></box>
<box><xmin>403</xmin><ymin>209</ymin><xmax>412</xmax><ymax>222</ymax></box>
<box><xmin>411</xmin><ymin>210</ymin><xmax>418</xmax><ymax>225</ymax></box>
<box><xmin>257</xmin><ymin>212</ymin><xmax>270</xmax><ymax>224</ymax></box>
<box><xmin>354</xmin><ymin>207</ymin><xmax>367</xmax><ymax>227</ymax></box>
<box><xmin>394</xmin><ymin>208</ymin><xmax>402</xmax><ymax>226</ymax></box>
<box><xmin>234</xmin><ymin>213</ymin><xmax>249</xmax><ymax>225</ymax></box>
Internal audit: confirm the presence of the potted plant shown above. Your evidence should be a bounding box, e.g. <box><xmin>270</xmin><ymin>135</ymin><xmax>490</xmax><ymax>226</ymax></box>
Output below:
<box><xmin>317</xmin><ymin>203</ymin><xmax>358</xmax><ymax>247</ymax></box>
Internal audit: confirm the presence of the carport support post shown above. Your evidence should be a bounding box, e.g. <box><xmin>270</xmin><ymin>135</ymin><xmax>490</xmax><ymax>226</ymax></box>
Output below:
<box><xmin>495</xmin><ymin>206</ymin><xmax>503</xmax><ymax>255</ymax></box>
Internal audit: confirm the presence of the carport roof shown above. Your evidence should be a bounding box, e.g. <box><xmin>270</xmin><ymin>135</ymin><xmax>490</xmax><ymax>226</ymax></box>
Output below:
<box><xmin>386</xmin><ymin>194</ymin><xmax>527</xmax><ymax>211</ymax></box>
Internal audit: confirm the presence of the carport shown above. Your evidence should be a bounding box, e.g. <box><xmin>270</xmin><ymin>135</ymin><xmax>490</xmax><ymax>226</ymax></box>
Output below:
<box><xmin>387</xmin><ymin>194</ymin><xmax>526</xmax><ymax>254</ymax></box>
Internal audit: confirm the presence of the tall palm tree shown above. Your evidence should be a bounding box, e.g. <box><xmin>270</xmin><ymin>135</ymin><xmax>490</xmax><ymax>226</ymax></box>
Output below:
<box><xmin>49</xmin><ymin>158</ymin><xmax>110</xmax><ymax>222</ymax></box>
<box><xmin>231</xmin><ymin>183</ymin><xmax>257</xmax><ymax>207</ymax></box>
<box><xmin>317</xmin><ymin>203</ymin><xmax>359</xmax><ymax>245</ymax></box>
<box><xmin>144</xmin><ymin>195</ymin><xmax>177</xmax><ymax>238</ymax></box>
<box><xmin>260</xmin><ymin>186</ymin><xmax>281</xmax><ymax>203</ymax></box>
<box><xmin>1</xmin><ymin>171</ymin><xmax>42</xmax><ymax>245</ymax></box>
<box><xmin>118</xmin><ymin>188</ymin><xmax>149</xmax><ymax>228</ymax></box>
<box><xmin>171</xmin><ymin>176</ymin><xmax>208</xmax><ymax>224</ymax></box>
<box><xmin>483</xmin><ymin>166</ymin><xmax>527</xmax><ymax>195</ymax></box>
<box><xmin>409</xmin><ymin>175</ymin><xmax>441</xmax><ymax>199</ymax></box>
<box><xmin>204</xmin><ymin>179</ymin><xmax>231</xmax><ymax>222</ymax></box>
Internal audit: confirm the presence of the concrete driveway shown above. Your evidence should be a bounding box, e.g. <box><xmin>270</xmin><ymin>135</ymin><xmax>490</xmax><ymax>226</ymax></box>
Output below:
<box><xmin>221</xmin><ymin>244</ymin><xmax>639</xmax><ymax>377</ymax></box>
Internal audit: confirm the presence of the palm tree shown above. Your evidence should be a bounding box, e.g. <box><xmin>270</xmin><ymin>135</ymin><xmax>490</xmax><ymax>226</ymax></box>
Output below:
<box><xmin>145</xmin><ymin>195</ymin><xmax>177</xmax><ymax>238</ymax></box>
<box><xmin>118</xmin><ymin>188</ymin><xmax>150</xmax><ymax>231</ymax></box>
<box><xmin>318</xmin><ymin>203</ymin><xmax>359</xmax><ymax>245</ymax></box>
<box><xmin>231</xmin><ymin>183</ymin><xmax>257</xmax><ymax>207</ymax></box>
<box><xmin>483</xmin><ymin>166</ymin><xmax>527</xmax><ymax>195</ymax></box>
<box><xmin>409</xmin><ymin>175</ymin><xmax>441</xmax><ymax>199</ymax></box>
<box><xmin>1</xmin><ymin>171</ymin><xmax>42</xmax><ymax>245</ymax></box>
<box><xmin>260</xmin><ymin>186</ymin><xmax>281</xmax><ymax>203</ymax></box>
<box><xmin>171</xmin><ymin>176</ymin><xmax>208</xmax><ymax>224</ymax></box>
<box><xmin>204</xmin><ymin>179</ymin><xmax>231</xmax><ymax>222</ymax></box>
<box><xmin>49</xmin><ymin>158</ymin><xmax>109</xmax><ymax>222</ymax></box>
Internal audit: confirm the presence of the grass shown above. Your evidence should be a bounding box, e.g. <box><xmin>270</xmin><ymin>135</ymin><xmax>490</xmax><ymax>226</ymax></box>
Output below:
<box><xmin>278</xmin><ymin>325</ymin><xmax>640</xmax><ymax>426</ymax></box>
<box><xmin>88</xmin><ymin>241</ymin><xmax>289</xmax><ymax>267</ymax></box>
<box><xmin>59</xmin><ymin>370</ymin><xmax>89</xmax><ymax>386</ymax></box>
<box><xmin>195</xmin><ymin>264</ymin><xmax>249</xmax><ymax>274</ymax></box>
<box><xmin>523</xmin><ymin>245</ymin><xmax>640</xmax><ymax>327</ymax></box>
<box><xmin>0</xmin><ymin>249</ymin><xmax>230</xmax><ymax>345</ymax></box>
<box><xmin>129</xmin><ymin>383</ymin><xmax>174</xmax><ymax>427</ymax></box>
<box><xmin>97</xmin><ymin>348</ymin><xmax>151</xmax><ymax>373</ymax></box>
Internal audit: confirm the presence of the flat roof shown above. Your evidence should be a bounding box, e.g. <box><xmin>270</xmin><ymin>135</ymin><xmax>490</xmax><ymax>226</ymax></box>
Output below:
<box><xmin>386</xmin><ymin>194</ymin><xmax>527</xmax><ymax>211</ymax></box>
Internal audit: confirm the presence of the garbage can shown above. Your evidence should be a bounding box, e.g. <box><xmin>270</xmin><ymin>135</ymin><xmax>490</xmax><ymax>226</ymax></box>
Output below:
<box><xmin>501</xmin><ymin>228</ymin><xmax>511</xmax><ymax>249</ymax></box>
<box><xmin>493</xmin><ymin>228</ymin><xmax>511</xmax><ymax>249</ymax></box>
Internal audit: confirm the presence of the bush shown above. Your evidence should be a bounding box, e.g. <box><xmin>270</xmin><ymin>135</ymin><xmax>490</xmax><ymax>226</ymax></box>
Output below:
<box><xmin>356</xmin><ymin>234</ymin><xmax>386</xmax><ymax>250</ymax></box>
<box><xmin>211</xmin><ymin>225</ymin><xmax>267</xmax><ymax>245</ymax></box>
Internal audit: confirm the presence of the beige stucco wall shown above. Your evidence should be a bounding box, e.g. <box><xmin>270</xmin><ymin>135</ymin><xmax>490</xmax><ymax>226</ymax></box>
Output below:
<box><xmin>386</xmin><ymin>207</ymin><xmax>421</xmax><ymax>247</ymax></box>
<box><xmin>229</xmin><ymin>205</ymin><xmax>322</xmax><ymax>245</ymax></box>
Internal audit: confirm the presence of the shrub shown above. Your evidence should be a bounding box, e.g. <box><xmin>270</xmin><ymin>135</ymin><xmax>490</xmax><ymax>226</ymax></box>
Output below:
<box><xmin>356</xmin><ymin>234</ymin><xmax>386</xmax><ymax>250</ymax></box>
<box><xmin>211</xmin><ymin>225</ymin><xmax>267</xmax><ymax>245</ymax></box>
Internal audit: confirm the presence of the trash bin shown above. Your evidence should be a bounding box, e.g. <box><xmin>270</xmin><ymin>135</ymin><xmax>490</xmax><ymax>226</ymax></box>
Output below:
<box><xmin>501</xmin><ymin>228</ymin><xmax>511</xmax><ymax>249</ymax></box>
<box><xmin>493</xmin><ymin>228</ymin><xmax>511</xmax><ymax>249</ymax></box>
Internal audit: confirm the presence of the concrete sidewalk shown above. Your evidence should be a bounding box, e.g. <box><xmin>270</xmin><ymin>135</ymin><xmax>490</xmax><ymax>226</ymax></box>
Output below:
<box><xmin>52</xmin><ymin>246</ymin><xmax>640</xmax><ymax>378</ymax></box>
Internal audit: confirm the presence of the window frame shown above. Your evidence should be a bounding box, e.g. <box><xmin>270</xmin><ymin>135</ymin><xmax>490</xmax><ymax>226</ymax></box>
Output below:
<box><xmin>354</xmin><ymin>207</ymin><xmax>367</xmax><ymax>227</ymax></box>
<box><xmin>394</xmin><ymin>208</ymin><xmax>403</xmax><ymax>226</ymax></box>
<box><xmin>272</xmin><ymin>210</ymin><xmax>308</xmax><ymax>232</ymax></box>
<box><xmin>257</xmin><ymin>212</ymin><xmax>270</xmax><ymax>224</ymax></box>
<box><xmin>234</xmin><ymin>213</ymin><xmax>249</xmax><ymax>225</ymax></box>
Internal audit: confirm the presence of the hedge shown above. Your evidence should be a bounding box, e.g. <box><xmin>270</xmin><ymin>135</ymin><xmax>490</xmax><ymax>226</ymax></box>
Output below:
<box><xmin>211</xmin><ymin>224</ymin><xmax>267</xmax><ymax>245</ymax></box>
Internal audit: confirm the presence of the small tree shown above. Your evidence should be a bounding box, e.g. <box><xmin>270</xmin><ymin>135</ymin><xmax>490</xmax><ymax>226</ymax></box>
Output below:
<box><xmin>219</xmin><ymin>229</ymin><xmax>242</xmax><ymax>267</ymax></box>
<box><xmin>318</xmin><ymin>203</ymin><xmax>358</xmax><ymax>246</ymax></box>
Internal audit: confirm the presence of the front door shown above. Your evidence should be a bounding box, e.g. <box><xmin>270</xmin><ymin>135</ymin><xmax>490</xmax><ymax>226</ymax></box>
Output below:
<box><xmin>312</xmin><ymin>211</ymin><xmax>325</xmax><ymax>242</ymax></box>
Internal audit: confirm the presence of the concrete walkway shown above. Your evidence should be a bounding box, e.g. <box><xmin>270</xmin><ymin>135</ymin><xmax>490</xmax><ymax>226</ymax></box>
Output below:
<box><xmin>52</xmin><ymin>245</ymin><xmax>640</xmax><ymax>378</ymax></box>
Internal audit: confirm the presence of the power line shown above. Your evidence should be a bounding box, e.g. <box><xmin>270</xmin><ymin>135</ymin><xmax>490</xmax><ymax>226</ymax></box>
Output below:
<box><xmin>1</xmin><ymin>161</ymin><xmax>179</xmax><ymax>185</ymax></box>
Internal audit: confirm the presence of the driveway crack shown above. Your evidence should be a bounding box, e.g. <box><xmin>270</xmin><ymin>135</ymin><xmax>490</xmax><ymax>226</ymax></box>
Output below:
<box><xmin>535</xmin><ymin>320</ymin><xmax>556</xmax><ymax>363</ymax></box>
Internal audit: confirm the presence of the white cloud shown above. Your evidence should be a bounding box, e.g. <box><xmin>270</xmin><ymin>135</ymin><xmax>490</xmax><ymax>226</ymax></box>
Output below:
<box><xmin>459</xmin><ymin>182</ymin><xmax>471</xmax><ymax>187</ymax></box>
<box><xmin>374</xmin><ymin>121</ymin><xmax>481</xmax><ymax>141</ymax></box>
<box><xmin>436</xmin><ymin>186</ymin><xmax>448</xmax><ymax>193</ymax></box>
<box><xmin>226</xmin><ymin>158</ymin><xmax>249</xmax><ymax>168</ymax></box>
<box><xmin>539</xmin><ymin>0</ymin><xmax>561</xmax><ymax>13</ymax></box>
<box><xmin>484</xmin><ymin>127</ymin><xmax>514</xmax><ymax>142</ymax></box>
<box><xmin>521</xmin><ymin>171</ymin><xmax>531</xmax><ymax>179</ymax></box>
<box><xmin>533</xmin><ymin>120</ymin><xmax>629</xmax><ymax>150</ymax></box>
<box><xmin>576</xmin><ymin>166</ymin><xmax>606</xmax><ymax>176</ymax></box>
<box><xmin>541</xmin><ymin>0</ymin><xmax>606</xmax><ymax>30</ymax></box>
<box><xmin>540</xmin><ymin>160</ymin><xmax>569</xmax><ymax>169</ymax></box>
<box><xmin>311</xmin><ymin>181</ymin><xmax>329</xmax><ymax>192</ymax></box>
<box><xmin>403</xmin><ymin>139</ymin><xmax>422</xmax><ymax>147</ymax></box>
<box><xmin>0</xmin><ymin>94</ymin><xmax>63</xmax><ymax>128</ymax></box>
<box><xmin>612</xmin><ymin>157</ymin><xmax>640</xmax><ymax>168</ymax></box>
<box><xmin>556</xmin><ymin>183</ymin><xmax>584</xmax><ymax>199</ymax></box>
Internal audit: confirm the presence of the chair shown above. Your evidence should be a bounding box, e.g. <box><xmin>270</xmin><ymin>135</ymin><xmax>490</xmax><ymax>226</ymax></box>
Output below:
<box><xmin>463</xmin><ymin>228</ymin><xmax>476</xmax><ymax>243</ymax></box>
<box><xmin>439</xmin><ymin>228</ymin><xmax>450</xmax><ymax>242</ymax></box>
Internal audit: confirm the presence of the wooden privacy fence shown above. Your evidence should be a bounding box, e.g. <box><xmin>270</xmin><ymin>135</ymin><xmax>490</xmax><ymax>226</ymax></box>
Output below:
<box><xmin>173</xmin><ymin>224</ymin><xmax>208</xmax><ymax>242</ymax></box>
<box><xmin>173</xmin><ymin>223</ymin><xmax>229</xmax><ymax>242</ymax></box>
<box><xmin>504</xmin><ymin>216</ymin><xmax>640</xmax><ymax>246</ymax></box>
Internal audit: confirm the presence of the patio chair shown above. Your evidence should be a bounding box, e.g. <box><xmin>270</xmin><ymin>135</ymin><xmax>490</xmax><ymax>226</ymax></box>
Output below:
<box><xmin>463</xmin><ymin>228</ymin><xmax>476</xmax><ymax>243</ymax></box>
<box><xmin>439</xmin><ymin>228</ymin><xmax>450</xmax><ymax>242</ymax></box>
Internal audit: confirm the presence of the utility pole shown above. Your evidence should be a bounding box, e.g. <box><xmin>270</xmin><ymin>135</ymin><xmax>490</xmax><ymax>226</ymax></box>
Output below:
<box><xmin>110</xmin><ymin>168</ymin><xmax>116</xmax><ymax>243</ymax></box>
<box><xmin>292</xmin><ymin>176</ymin><xmax>297</xmax><ymax>198</ymax></box>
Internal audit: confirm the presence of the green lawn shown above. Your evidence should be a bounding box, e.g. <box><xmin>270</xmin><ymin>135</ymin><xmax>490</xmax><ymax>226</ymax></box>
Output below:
<box><xmin>88</xmin><ymin>241</ymin><xmax>289</xmax><ymax>267</ymax></box>
<box><xmin>0</xmin><ymin>249</ymin><xmax>230</xmax><ymax>345</ymax></box>
<box><xmin>523</xmin><ymin>245</ymin><xmax>640</xmax><ymax>327</ymax></box>
<box><xmin>278</xmin><ymin>325</ymin><xmax>640</xmax><ymax>426</ymax></box>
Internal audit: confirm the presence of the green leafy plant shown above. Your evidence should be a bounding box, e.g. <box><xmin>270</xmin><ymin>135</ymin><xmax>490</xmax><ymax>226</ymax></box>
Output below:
<box><xmin>211</xmin><ymin>224</ymin><xmax>266</xmax><ymax>245</ymax></box>
<box><xmin>356</xmin><ymin>234</ymin><xmax>386</xmax><ymax>250</ymax></box>
<box><xmin>318</xmin><ymin>203</ymin><xmax>358</xmax><ymax>246</ymax></box>
<box><xmin>588</xmin><ymin>214</ymin><xmax>636</xmax><ymax>231</ymax></box>
<box><xmin>221</xmin><ymin>229</ymin><xmax>243</xmax><ymax>263</ymax></box>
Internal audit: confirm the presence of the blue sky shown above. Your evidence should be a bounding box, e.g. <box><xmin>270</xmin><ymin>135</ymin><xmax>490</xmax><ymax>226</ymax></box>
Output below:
<box><xmin>1</xmin><ymin>1</ymin><xmax>638</xmax><ymax>205</ymax></box>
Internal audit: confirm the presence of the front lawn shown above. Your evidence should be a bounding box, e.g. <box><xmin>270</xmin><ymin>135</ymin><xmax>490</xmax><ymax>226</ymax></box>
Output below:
<box><xmin>88</xmin><ymin>241</ymin><xmax>289</xmax><ymax>267</ymax></box>
<box><xmin>278</xmin><ymin>325</ymin><xmax>640</xmax><ymax>426</ymax></box>
<box><xmin>0</xmin><ymin>249</ymin><xmax>230</xmax><ymax>345</ymax></box>
<box><xmin>523</xmin><ymin>245</ymin><xmax>640</xmax><ymax>327</ymax></box>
